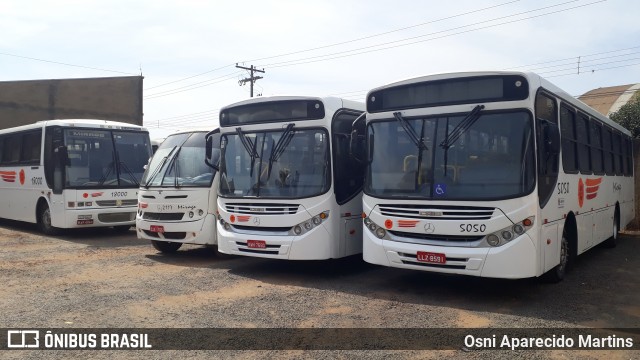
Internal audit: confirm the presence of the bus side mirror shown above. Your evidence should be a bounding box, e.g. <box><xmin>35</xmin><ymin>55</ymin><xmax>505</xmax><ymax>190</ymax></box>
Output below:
<box><xmin>543</xmin><ymin>124</ymin><xmax>560</xmax><ymax>155</ymax></box>
<box><xmin>205</xmin><ymin>128</ymin><xmax>221</xmax><ymax>171</ymax></box>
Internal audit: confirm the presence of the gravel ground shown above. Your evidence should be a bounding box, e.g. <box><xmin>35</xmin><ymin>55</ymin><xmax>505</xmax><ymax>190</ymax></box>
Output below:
<box><xmin>0</xmin><ymin>218</ymin><xmax>638</xmax><ymax>359</ymax></box>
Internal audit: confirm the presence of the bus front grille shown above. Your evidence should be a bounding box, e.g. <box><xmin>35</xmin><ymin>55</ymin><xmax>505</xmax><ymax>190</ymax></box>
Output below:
<box><xmin>224</xmin><ymin>203</ymin><xmax>299</xmax><ymax>215</ymax></box>
<box><xmin>98</xmin><ymin>212</ymin><xmax>135</xmax><ymax>223</ymax></box>
<box><xmin>388</xmin><ymin>230</ymin><xmax>483</xmax><ymax>243</ymax></box>
<box><xmin>378</xmin><ymin>204</ymin><xmax>495</xmax><ymax>220</ymax></box>
<box><xmin>141</xmin><ymin>212</ymin><xmax>184</xmax><ymax>221</ymax></box>
<box><xmin>143</xmin><ymin>230</ymin><xmax>186</xmax><ymax>240</ymax></box>
<box><xmin>236</xmin><ymin>241</ymin><xmax>281</xmax><ymax>255</ymax></box>
<box><xmin>96</xmin><ymin>199</ymin><xmax>138</xmax><ymax>207</ymax></box>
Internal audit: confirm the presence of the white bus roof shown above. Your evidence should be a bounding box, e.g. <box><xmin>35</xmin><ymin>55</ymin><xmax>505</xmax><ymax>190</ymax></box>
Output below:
<box><xmin>0</xmin><ymin>119</ymin><xmax>148</xmax><ymax>136</ymax></box>
<box><xmin>367</xmin><ymin>70</ymin><xmax>630</xmax><ymax>135</ymax></box>
<box><xmin>220</xmin><ymin>95</ymin><xmax>365</xmax><ymax>113</ymax></box>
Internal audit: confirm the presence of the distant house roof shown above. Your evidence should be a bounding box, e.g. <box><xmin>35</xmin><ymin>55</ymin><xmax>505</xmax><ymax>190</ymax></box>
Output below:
<box><xmin>578</xmin><ymin>83</ymin><xmax>640</xmax><ymax>117</ymax></box>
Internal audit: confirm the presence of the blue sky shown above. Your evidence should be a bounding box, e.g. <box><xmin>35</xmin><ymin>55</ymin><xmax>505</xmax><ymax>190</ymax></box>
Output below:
<box><xmin>1</xmin><ymin>0</ymin><xmax>639</xmax><ymax>140</ymax></box>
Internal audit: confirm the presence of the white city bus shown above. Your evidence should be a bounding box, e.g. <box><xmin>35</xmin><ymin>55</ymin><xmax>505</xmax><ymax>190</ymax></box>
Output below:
<box><xmin>359</xmin><ymin>71</ymin><xmax>634</xmax><ymax>281</ymax></box>
<box><xmin>0</xmin><ymin>119</ymin><xmax>152</xmax><ymax>234</ymax></box>
<box><xmin>136</xmin><ymin>128</ymin><xmax>221</xmax><ymax>253</ymax></box>
<box><xmin>211</xmin><ymin>96</ymin><xmax>365</xmax><ymax>259</ymax></box>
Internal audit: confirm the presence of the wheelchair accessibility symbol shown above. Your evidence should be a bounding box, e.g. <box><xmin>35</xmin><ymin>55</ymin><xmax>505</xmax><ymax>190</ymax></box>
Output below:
<box><xmin>434</xmin><ymin>183</ymin><xmax>446</xmax><ymax>196</ymax></box>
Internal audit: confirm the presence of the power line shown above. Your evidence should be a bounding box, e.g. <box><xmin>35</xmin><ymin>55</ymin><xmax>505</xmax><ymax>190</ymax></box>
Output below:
<box><xmin>142</xmin><ymin>0</ymin><xmax>600</xmax><ymax>100</ymax></box>
<box><xmin>241</xmin><ymin>0</ymin><xmax>522</xmax><ymax>64</ymax></box>
<box><xmin>143</xmin><ymin>72</ymin><xmax>242</xmax><ymax>100</ymax></box>
<box><xmin>258</xmin><ymin>0</ymin><xmax>601</xmax><ymax>69</ymax></box>
<box><xmin>0</xmin><ymin>51</ymin><xmax>137</xmax><ymax>75</ymax></box>
<box><xmin>143</xmin><ymin>64</ymin><xmax>235</xmax><ymax>91</ymax></box>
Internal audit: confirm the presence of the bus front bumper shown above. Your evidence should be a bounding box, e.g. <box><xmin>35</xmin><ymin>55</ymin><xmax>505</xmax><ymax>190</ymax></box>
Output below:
<box><xmin>217</xmin><ymin>224</ymin><xmax>332</xmax><ymax>260</ymax></box>
<box><xmin>363</xmin><ymin>230</ymin><xmax>537</xmax><ymax>279</ymax></box>
<box><xmin>135</xmin><ymin>214</ymin><xmax>217</xmax><ymax>245</ymax></box>
<box><xmin>61</xmin><ymin>207</ymin><xmax>137</xmax><ymax>228</ymax></box>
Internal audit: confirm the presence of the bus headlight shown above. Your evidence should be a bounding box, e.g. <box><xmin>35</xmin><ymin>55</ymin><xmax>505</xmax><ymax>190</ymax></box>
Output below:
<box><xmin>189</xmin><ymin>211</ymin><xmax>194</xmax><ymax>218</ymax></box>
<box><xmin>289</xmin><ymin>211</ymin><xmax>329</xmax><ymax>236</ymax></box>
<box><xmin>198</xmin><ymin>209</ymin><xmax>204</xmax><ymax>216</ymax></box>
<box><xmin>487</xmin><ymin>234</ymin><xmax>500</xmax><ymax>247</ymax></box>
<box><xmin>485</xmin><ymin>216</ymin><xmax>534</xmax><ymax>247</ymax></box>
<box><xmin>363</xmin><ymin>216</ymin><xmax>388</xmax><ymax>240</ymax></box>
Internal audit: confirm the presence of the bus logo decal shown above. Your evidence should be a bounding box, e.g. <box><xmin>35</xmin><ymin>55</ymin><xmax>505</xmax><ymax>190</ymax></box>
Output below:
<box><xmin>578</xmin><ymin>177</ymin><xmax>602</xmax><ymax>207</ymax></box>
<box><xmin>237</xmin><ymin>215</ymin><xmax>250</xmax><ymax>222</ymax></box>
<box><xmin>19</xmin><ymin>169</ymin><xmax>25</xmax><ymax>185</ymax></box>
<box><xmin>398</xmin><ymin>220</ymin><xmax>419</xmax><ymax>228</ymax></box>
<box><xmin>420</xmin><ymin>210</ymin><xmax>443</xmax><ymax>217</ymax></box>
<box><xmin>424</xmin><ymin>223</ymin><xmax>435</xmax><ymax>233</ymax></box>
<box><xmin>585</xmin><ymin>177</ymin><xmax>602</xmax><ymax>200</ymax></box>
<box><xmin>0</xmin><ymin>171</ymin><xmax>16</xmax><ymax>183</ymax></box>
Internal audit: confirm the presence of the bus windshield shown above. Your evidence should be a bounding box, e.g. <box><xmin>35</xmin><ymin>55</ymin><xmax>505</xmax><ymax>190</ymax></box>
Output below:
<box><xmin>142</xmin><ymin>132</ymin><xmax>217</xmax><ymax>188</ymax></box>
<box><xmin>64</xmin><ymin>129</ymin><xmax>151</xmax><ymax>188</ymax></box>
<box><xmin>365</xmin><ymin>110</ymin><xmax>535</xmax><ymax>200</ymax></box>
<box><xmin>220</xmin><ymin>128</ymin><xmax>330</xmax><ymax>198</ymax></box>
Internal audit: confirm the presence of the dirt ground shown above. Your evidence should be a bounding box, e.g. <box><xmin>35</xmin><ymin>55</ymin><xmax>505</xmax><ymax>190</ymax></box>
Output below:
<box><xmin>0</xmin><ymin>218</ymin><xmax>638</xmax><ymax>359</ymax></box>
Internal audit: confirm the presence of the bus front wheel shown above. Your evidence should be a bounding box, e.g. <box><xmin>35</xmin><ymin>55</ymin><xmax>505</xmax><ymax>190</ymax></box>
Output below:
<box><xmin>37</xmin><ymin>204</ymin><xmax>60</xmax><ymax>236</ymax></box>
<box><xmin>151</xmin><ymin>240</ymin><xmax>182</xmax><ymax>253</ymax></box>
<box><xmin>543</xmin><ymin>230</ymin><xmax>569</xmax><ymax>283</ymax></box>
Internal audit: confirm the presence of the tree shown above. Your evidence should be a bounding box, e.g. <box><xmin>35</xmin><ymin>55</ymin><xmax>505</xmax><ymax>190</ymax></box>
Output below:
<box><xmin>610</xmin><ymin>92</ymin><xmax>640</xmax><ymax>138</ymax></box>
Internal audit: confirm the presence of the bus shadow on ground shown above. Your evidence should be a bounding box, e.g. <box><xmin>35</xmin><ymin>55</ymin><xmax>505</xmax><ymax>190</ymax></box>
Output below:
<box><xmin>224</xmin><ymin>235</ymin><xmax>640</xmax><ymax>327</ymax></box>
<box><xmin>0</xmin><ymin>218</ymin><xmax>143</xmax><ymax>248</ymax></box>
<box><xmin>145</xmin><ymin>245</ymin><xmax>242</xmax><ymax>269</ymax></box>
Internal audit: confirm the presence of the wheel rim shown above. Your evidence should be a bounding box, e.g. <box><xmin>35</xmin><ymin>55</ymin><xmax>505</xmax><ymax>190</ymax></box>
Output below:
<box><xmin>42</xmin><ymin>208</ymin><xmax>52</xmax><ymax>230</ymax></box>
<box><xmin>558</xmin><ymin>235</ymin><xmax>568</xmax><ymax>274</ymax></box>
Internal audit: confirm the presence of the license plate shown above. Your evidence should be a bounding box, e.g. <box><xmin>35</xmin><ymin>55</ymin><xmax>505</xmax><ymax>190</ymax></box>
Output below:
<box><xmin>416</xmin><ymin>251</ymin><xmax>446</xmax><ymax>264</ymax></box>
<box><xmin>77</xmin><ymin>219</ymin><xmax>94</xmax><ymax>225</ymax></box>
<box><xmin>150</xmin><ymin>225</ymin><xmax>165</xmax><ymax>233</ymax></box>
<box><xmin>247</xmin><ymin>240</ymin><xmax>266</xmax><ymax>249</ymax></box>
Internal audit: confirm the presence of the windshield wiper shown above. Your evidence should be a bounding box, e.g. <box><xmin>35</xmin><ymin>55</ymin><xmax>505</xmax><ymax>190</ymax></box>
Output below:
<box><xmin>171</xmin><ymin>147</ymin><xmax>182</xmax><ymax>188</ymax></box>
<box><xmin>393</xmin><ymin>112</ymin><xmax>428</xmax><ymax>151</ymax></box>
<box><xmin>236</xmin><ymin>127</ymin><xmax>260</xmax><ymax>177</ymax></box>
<box><xmin>143</xmin><ymin>146</ymin><xmax>177</xmax><ymax>189</ymax></box>
<box><xmin>115</xmin><ymin>152</ymin><xmax>140</xmax><ymax>187</ymax></box>
<box><xmin>439</xmin><ymin>104</ymin><xmax>484</xmax><ymax>149</ymax></box>
<box><xmin>394</xmin><ymin>112</ymin><xmax>428</xmax><ymax>187</ymax></box>
<box><xmin>439</xmin><ymin>104</ymin><xmax>484</xmax><ymax>179</ymax></box>
<box><xmin>98</xmin><ymin>150</ymin><xmax>119</xmax><ymax>186</ymax></box>
<box><xmin>266</xmin><ymin>123</ymin><xmax>295</xmax><ymax>179</ymax></box>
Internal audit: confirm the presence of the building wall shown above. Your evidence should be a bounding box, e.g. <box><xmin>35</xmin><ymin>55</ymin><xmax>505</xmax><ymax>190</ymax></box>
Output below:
<box><xmin>0</xmin><ymin>76</ymin><xmax>143</xmax><ymax>129</ymax></box>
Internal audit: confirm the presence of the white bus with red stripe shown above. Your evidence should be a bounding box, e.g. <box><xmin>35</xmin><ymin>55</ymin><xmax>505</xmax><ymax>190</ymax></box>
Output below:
<box><xmin>359</xmin><ymin>71</ymin><xmax>634</xmax><ymax>281</ymax></box>
<box><xmin>210</xmin><ymin>96</ymin><xmax>365</xmax><ymax>259</ymax></box>
<box><xmin>136</xmin><ymin>128</ymin><xmax>221</xmax><ymax>253</ymax></box>
<box><xmin>0</xmin><ymin>119</ymin><xmax>151</xmax><ymax>234</ymax></box>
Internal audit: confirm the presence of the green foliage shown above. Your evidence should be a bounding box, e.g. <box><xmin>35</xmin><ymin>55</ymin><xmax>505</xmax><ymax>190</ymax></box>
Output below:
<box><xmin>610</xmin><ymin>92</ymin><xmax>640</xmax><ymax>138</ymax></box>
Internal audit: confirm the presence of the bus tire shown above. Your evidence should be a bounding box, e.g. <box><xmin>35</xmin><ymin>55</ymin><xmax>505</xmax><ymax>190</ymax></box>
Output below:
<box><xmin>543</xmin><ymin>229</ymin><xmax>569</xmax><ymax>283</ymax></box>
<box><xmin>112</xmin><ymin>225</ymin><xmax>132</xmax><ymax>234</ymax></box>
<box><xmin>37</xmin><ymin>203</ymin><xmax>60</xmax><ymax>236</ymax></box>
<box><xmin>602</xmin><ymin>209</ymin><xmax>619</xmax><ymax>248</ymax></box>
<box><xmin>151</xmin><ymin>240</ymin><xmax>182</xmax><ymax>253</ymax></box>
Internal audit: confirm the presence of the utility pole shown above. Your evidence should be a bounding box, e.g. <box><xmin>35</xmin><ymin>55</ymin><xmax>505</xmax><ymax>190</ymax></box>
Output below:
<box><xmin>236</xmin><ymin>63</ymin><xmax>265</xmax><ymax>97</ymax></box>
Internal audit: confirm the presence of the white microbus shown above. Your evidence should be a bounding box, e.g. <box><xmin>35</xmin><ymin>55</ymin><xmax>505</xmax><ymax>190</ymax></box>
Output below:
<box><xmin>0</xmin><ymin>119</ymin><xmax>152</xmax><ymax>234</ymax></box>
<box><xmin>211</xmin><ymin>96</ymin><xmax>365</xmax><ymax>259</ymax></box>
<box><xmin>360</xmin><ymin>72</ymin><xmax>634</xmax><ymax>281</ymax></box>
<box><xmin>137</xmin><ymin>129</ymin><xmax>221</xmax><ymax>253</ymax></box>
